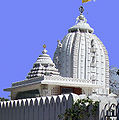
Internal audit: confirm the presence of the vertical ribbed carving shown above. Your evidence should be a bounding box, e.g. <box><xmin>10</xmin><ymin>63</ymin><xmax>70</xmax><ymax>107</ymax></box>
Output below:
<box><xmin>66</xmin><ymin>33</ymin><xmax>75</xmax><ymax>77</ymax></box>
<box><xmin>60</xmin><ymin>33</ymin><xmax>72</xmax><ymax>77</ymax></box>
<box><xmin>97</xmin><ymin>38</ymin><xmax>109</xmax><ymax>94</ymax></box>
<box><xmin>79</xmin><ymin>33</ymin><xmax>85</xmax><ymax>79</ymax></box>
<box><xmin>71</xmin><ymin>32</ymin><xmax>80</xmax><ymax>78</ymax></box>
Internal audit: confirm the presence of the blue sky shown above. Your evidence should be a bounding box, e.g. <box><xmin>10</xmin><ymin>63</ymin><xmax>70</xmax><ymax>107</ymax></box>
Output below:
<box><xmin>0</xmin><ymin>0</ymin><xmax>119</xmax><ymax>98</ymax></box>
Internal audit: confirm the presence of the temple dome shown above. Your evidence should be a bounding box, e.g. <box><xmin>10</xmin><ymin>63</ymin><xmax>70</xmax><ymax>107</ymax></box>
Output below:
<box><xmin>68</xmin><ymin>14</ymin><xmax>94</xmax><ymax>33</ymax></box>
<box><xmin>53</xmin><ymin>7</ymin><xmax>109</xmax><ymax>94</ymax></box>
<box><xmin>27</xmin><ymin>46</ymin><xmax>59</xmax><ymax>79</ymax></box>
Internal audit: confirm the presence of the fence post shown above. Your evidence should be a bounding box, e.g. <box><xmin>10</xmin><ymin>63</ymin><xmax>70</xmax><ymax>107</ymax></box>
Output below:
<box><xmin>117</xmin><ymin>103</ymin><xmax>119</xmax><ymax>120</ymax></box>
<box><xmin>34</xmin><ymin>98</ymin><xmax>39</xmax><ymax>120</ymax></box>
<box><xmin>29</xmin><ymin>99</ymin><xmax>34</xmax><ymax>120</ymax></box>
<box><xmin>50</xmin><ymin>96</ymin><xmax>55</xmax><ymax>120</ymax></box>
<box><xmin>96</xmin><ymin>103</ymin><xmax>100</xmax><ymax>120</ymax></box>
<box><xmin>16</xmin><ymin>100</ymin><xmax>20</xmax><ymax>120</ymax></box>
<box><xmin>67</xmin><ymin>94</ymin><xmax>73</xmax><ymax>109</ymax></box>
<box><xmin>44</xmin><ymin>97</ymin><xmax>50</xmax><ymax>120</ymax></box>
<box><xmin>9</xmin><ymin>101</ymin><xmax>13</xmax><ymax>120</ymax></box>
<box><xmin>13</xmin><ymin>101</ymin><xmax>16</xmax><ymax>120</ymax></box>
<box><xmin>61</xmin><ymin>95</ymin><xmax>67</xmax><ymax>114</ymax></box>
<box><xmin>56</xmin><ymin>96</ymin><xmax>61</xmax><ymax>120</ymax></box>
<box><xmin>24</xmin><ymin>99</ymin><xmax>29</xmax><ymax>120</ymax></box>
<box><xmin>4</xmin><ymin>102</ymin><xmax>8</xmax><ymax>120</ymax></box>
<box><xmin>0</xmin><ymin>102</ymin><xmax>1</xmax><ymax>120</ymax></box>
<box><xmin>5</xmin><ymin>102</ymin><xmax>9</xmax><ymax>120</ymax></box>
<box><xmin>39</xmin><ymin>98</ymin><xmax>43</xmax><ymax>120</ymax></box>
<box><xmin>20</xmin><ymin>100</ymin><xmax>25</xmax><ymax>120</ymax></box>
<box><xmin>2</xmin><ymin>102</ymin><xmax>5</xmax><ymax>120</ymax></box>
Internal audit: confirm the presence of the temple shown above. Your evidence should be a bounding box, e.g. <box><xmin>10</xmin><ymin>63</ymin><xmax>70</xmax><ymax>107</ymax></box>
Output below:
<box><xmin>4</xmin><ymin>6</ymin><xmax>109</xmax><ymax>100</ymax></box>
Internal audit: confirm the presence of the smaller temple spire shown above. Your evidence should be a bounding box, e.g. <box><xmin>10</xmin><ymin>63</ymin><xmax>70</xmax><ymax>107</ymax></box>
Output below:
<box><xmin>42</xmin><ymin>44</ymin><xmax>47</xmax><ymax>54</ymax></box>
<box><xmin>26</xmin><ymin>44</ymin><xmax>60</xmax><ymax>79</ymax></box>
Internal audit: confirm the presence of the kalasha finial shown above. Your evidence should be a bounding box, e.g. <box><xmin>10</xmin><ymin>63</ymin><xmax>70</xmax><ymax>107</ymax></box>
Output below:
<box><xmin>42</xmin><ymin>44</ymin><xmax>47</xmax><ymax>54</ymax></box>
<box><xmin>43</xmin><ymin>44</ymin><xmax>46</xmax><ymax>49</ymax></box>
<box><xmin>76</xmin><ymin>6</ymin><xmax>86</xmax><ymax>23</ymax></box>
<box><xmin>79</xmin><ymin>6</ymin><xmax>84</xmax><ymax>14</ymax></box>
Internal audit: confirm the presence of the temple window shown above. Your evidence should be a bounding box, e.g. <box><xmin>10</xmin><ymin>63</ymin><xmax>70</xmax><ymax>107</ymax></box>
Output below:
<box><xmin>15</xmin><ymin>89</ymin><xmax>40</xmax><ymax>99</ymax></box>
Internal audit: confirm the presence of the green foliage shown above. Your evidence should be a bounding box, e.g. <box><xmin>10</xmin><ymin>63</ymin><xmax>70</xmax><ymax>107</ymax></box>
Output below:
<box><xmin>0</xmin><ymin>97</ymin><xmax>9</xmax><ymax>102</ymax></box>
<box><xmin>59</xmin><ymin>98</ymin><xmax>99</xmax><ymax>120</ymax></box>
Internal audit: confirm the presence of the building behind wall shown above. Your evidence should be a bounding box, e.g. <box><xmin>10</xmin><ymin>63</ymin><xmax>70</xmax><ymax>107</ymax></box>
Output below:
<box><xmin>4</xmin><ymin>6</ymin><xmax>109</xmax><ymax>100</ymax></box>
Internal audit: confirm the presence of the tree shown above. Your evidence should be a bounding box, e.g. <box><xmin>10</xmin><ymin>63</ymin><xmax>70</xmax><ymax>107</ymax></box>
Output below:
<box><xmin>0</xmin><ymin>97</ymin><xmax>9</xmax><ymax>102</ymax></box>
<box><xmin>59</xmin><ymin>98</ymin><xmax>99</xmax><ymax>120</ymax></box>
<box><xmin>109</xmin><ymin>67</ymin><xmax>119</xmax><ymax>95</ymax></box>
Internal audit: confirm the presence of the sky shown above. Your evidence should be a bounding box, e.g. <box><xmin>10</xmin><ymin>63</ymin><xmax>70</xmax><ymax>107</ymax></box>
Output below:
<box><xmin>0</xmin><ymin>0</ymin><xmax>119</xmax><ymax>99</ymax></box>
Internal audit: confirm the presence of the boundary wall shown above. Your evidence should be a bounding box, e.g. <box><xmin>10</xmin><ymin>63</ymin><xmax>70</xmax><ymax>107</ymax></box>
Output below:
<box><xmin>0</xmin><ymin>93</ymin><xmax>117</xmax><ymax>120</ymax></box>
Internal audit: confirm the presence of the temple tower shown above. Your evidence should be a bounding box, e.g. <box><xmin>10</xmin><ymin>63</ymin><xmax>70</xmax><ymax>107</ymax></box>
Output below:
<box><xmin>53</xmin><ymin>6</ymin><xmax>109</xmax><ymax>94</ymax></box>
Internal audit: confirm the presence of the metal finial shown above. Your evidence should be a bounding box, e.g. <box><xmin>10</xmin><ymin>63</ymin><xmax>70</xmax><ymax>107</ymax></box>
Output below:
<box><xmin>42</xmin><ymin>44</ymin><xmax>47</xmax><ymax>54</ymax></box>
<box><xmin>79</xmin><ymin>6</ymin><xmax>84</xmax><ymax>14</ymax></box>
<box><xmin>43</xmin><ymin>44</ymin><xmax>46</xmax><ymax>49</ymax></box>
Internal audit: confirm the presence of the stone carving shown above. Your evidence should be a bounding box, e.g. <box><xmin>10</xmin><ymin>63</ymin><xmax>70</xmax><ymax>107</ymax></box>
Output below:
<box><xmin>91</xmin><ymin>39</ymin><xmax>95</xmax><ymax>47</ymax></box>
<box><xmin>57</xmin><ymin>40</ymin><xmax>62</xmax><ymax>48</ymax></box>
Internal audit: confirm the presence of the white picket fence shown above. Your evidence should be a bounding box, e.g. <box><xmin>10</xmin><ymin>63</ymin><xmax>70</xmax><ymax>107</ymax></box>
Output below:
<box><xmin>0</xmin><ymin>93</ymin><xmax>117</xmax><ymax>120</ymax></box>
<box><xmin>0</xmin><ymin>94</ymin><xmax>73</xmax><ymax>120</ymax></box>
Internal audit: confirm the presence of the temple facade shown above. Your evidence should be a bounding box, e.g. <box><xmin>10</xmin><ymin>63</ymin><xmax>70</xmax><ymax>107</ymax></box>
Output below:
<box><xmin>4</xmin><ymin>7</ymin><xmax>109</xmax><ymax>100</ymax></box>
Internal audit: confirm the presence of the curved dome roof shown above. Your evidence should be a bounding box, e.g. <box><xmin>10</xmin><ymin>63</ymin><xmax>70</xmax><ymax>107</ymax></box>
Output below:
<box><xmin>68</xmin><ymin>14</ymin><xmax>94</xmax><ymax>33</ymax></box>
<box><xmin>27</xmin><ymin>47</ymin><xmax>59</xmax><ymax>79</ymax></box>
<box><xmin>53</xmin><ymin>8</ymin><xmax>109</xmax><ymax>94</ymax></box>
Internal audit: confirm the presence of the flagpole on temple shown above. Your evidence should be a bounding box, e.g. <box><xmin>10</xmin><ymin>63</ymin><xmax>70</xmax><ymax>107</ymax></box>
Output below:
<box><xmin>81</xmin><ymin>0</ymin><xmax>84</xmax><ymax>6</ymax></box>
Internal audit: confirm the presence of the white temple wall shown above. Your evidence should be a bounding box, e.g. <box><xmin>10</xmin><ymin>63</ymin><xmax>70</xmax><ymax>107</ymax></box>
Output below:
<box><xmin>47</xmin><ymin>85</ymin><xmax>60</xmax><ymax>96</ymax></box>
<box><xmin>82</xmin><ymin>88</ymin><xmax>92</xmax><ymax>96</ymax></box>
<box><xmin>40</xmin><ymin>85</ymin><xmax>60</xmax><ymax>96</ymax></box>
